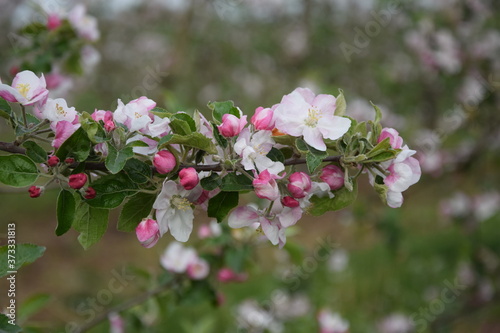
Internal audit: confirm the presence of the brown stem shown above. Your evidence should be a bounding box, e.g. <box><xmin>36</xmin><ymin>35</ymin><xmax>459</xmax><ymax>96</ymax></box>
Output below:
<box><xmin>0</xmin><ymin>141</ymin><xmax>25</xmax><ymax>154</ymax></box>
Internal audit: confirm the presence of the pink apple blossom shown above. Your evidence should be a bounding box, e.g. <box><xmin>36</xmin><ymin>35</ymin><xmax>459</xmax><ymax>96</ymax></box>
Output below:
<box><xmin>187</xmin><ymin>257</ymin><xmax>210</xmax><ymax>280</ymax></box>
<box><xmin>217</xmin><ymin>113</ymin><xmax>247</xmax><ymax>137</ymax></box>
<box><xmin>274</xmin><ymin>87</ymin><xmax>351</xmax><ymax>151</ymax></box>
<box><xmin>28</xmin><ymin>186</ymin><xmax>44</xmax><ymax>198</ymax></box>
<box><xmin>160</xmin><ymin>242</ymin><xmax>197</xmax><ymax>273</ymax></box>
<box><xmin>251</xmin><ymin>105</ymin><xmax>276</xmax><ymax>130</ymax></box>
<box><xmin>179</xmin><ymin>167</ymin><xmax>199</xmax><ymax>190</ymax></box>
<box><xmin>135</xmin><ymin>218</ymin><xmax>160</xmax><ymax>248</ymax></box>
<box><xmin>42</xmin><ymin>98</ymin><xmax>78</xmax><ymax>123</ymax></box>
<box><xmin>217</xmin><ymin>268</ymin><xmax>248</xmax><ymax>283</ymax></box>
<box><xmin>281</xmin><ymin>196</ymin><xmax>300</xmax><ymax>208</ymax></box>
<box><xmin>153</xmin><ymin>150</ymin><xmax>176</xmax><ymax>174</ymax></box>
<box><xmin>47</xmin><ymin>156</ymin><xmax>60</xmax><ymax>167</ymax></box>
<box><xmin>68</xmin><ymin>173</ymin><xmax>88</xmax><ymax>189</ymax></box>
<box><xmin>317</xmin><ymin>309</ymin><xmax>350</xmax><ymax>333</ymax></box>
<box><xmin>84</xmin><ymin>187</ymin><xmax>96</xmax><ymax>200</ymax></box>
<box><xmin>126</xmin><ymin>134</ymin><xmax>158</xmax><ymax>155</ymax></box>
<box><xmin>113</xmin><ymin>96</ymin><xmax>156</xmax><ymax>132</ymax></box>
<box><xmin>378</xmin><ymin>127</ymin><xmax>404</xmax><ymax>149</ymax></box>
<box><xmin>91</xmin><ymin>110</ymin><xmax>115</xmax><ymax>132</ymax></box>
<box><xmin>287</xmin><ymin>172</ymin><xmax>312</xmax><ymax>199</ymax></box>
<box><xmin>68</xmin><ymin>4</ymin><xmax>100</xmax><ymax>41</ymax></box>
<box><xmin>253</xmin><ymin>169</ymin><xmax>282</xmax><ymax>201</ymax></box>
<box><xmin>320</xmin><ymin>165</ymin><xmax>344</xmax><ymax>191</ymax></box>
<box><xmin>0</xmin><ymin>70</ymin><xmax>49</xmax><ymax>106</ymax></box>
<box><xmin>47</xmin><ymin>13</ymin><xmax>62</xmax><ymax>30</ymax></box>
<box><xmin>52</xmin><ymin>120</ymin><xmax>80</xmax><ymax>149</ymax></box>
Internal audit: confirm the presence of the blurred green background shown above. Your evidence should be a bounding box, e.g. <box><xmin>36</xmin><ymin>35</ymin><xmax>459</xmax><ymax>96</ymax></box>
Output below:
<box><xmin>1</xmin><ymin>0</ymin><xmax>500</xmax><ymax>332</ymax></box>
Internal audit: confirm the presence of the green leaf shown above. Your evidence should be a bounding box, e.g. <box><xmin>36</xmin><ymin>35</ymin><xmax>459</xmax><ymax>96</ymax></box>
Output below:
<box><xmin>272</xmin><ymin>134</ymin><xmax>296</xmax><ymax>146</ymax></box>
<box><xmin>220</xmin><ymin>173</ymin><xmax>253</xmax><ymax>192</ymax></box>
<box><xmin>0</xmin><ymin>155</ymin><xmax>38</xmax><ymax>187</ymax></box>
<box><xmin>0</xmin><ymin>244</ymin><xmax>46</xmax><ymax>278</ymax></box>
<box><xmin>56</xmin><ymin>190</ymin><xmax>76</xmax><ymax>236</ymax></box>
<box><xmin>309</xmin><ymin>179</ymin><xmax>358</xmax><ymax>216</ymax></box>
<box><xmin>22</xmin><ymin>141</ymin><xmax>47</xmax><ymax>163</ymax></box>
<box><xmin>55</xmin><ymin>127</ymin><xmax>91</xmax><ymax>162</ymax></box>
<box><xmin>373</xmin><ymin>182</ymin><xmax>389</xmax><ymax>206</ymax></box>
<box><xmin>207</xmin><ymin>191</ymin><xmax>239</xmax><ymax>223</ymax></box>
<box><xmin>370</xmin><ymin>102</ymin><xmax>383</xmax><ymax>125</ymax></box>
<box><xmin>295</xmin><ymin>138</ymin><xmax>309</xmax><ymax>154</ymax></box>
<box><xmin>123</xmin><ymin>158</ymin><xmax>152</xmax><ymax>184</ymax></box>
<box><xmin>18</xmin><ymin>294</ymin><xmax>51</xmax><ymax>323</ymax></box>
<box><xmin>266</xmin><ymin>147</ymin><xmax>285</xmax><ymax>163</ymax></box>
<box><xmin>106</xmin><ymin>145</ymin><xmax>134</xmax><ymax>174</ymax></box>
<box><xmin>169</xmin><ymin>118</ymin><xmax>192</xmax><ymax>136</ymax></box>
<box><xmin>0</xmin><ymin>314</ymin><xmax>22</xmax><ymax>332</ymax></box>
<box><xmin>126</xmin><ymin>140</ymin><xmax>150</xmax><ymax>148</ymax></box>
<box><xmin>200</xmin><ymin>173</ymin><xmax>222</xmax><ymax>191</ymax></box>
<box><xmin>73</xmin><ymin>202</ymin><xmax>109</xmax><ymax>249</ymax></box>
<box><xmin>80</xmin><ymin>112</ymin><xmax>107</xmax><ymax>144</ymax></box>
<box><xmin>366</xmin><ymin>138</ymin><xmax>391</xmax><ymax>158</ymax></box>
<box><xmin>0</xmin><ymin>98</ymin><xmax>13</xmax><ymax>122</ymax></box>
<box><xmin>172</xmin><ymin>113</ymin><xmax>196</xmax><ymax>132</ymax></box>
<box><xmin>207</xmin><ymin>100</ymin><xmax>240</xmax><ymax>123</ymax></box>
<box><xmin>150</xmin><ymin>107</ymin><xmax>172</xmax><ymax>118</ymax></box>
<box><xmin>335</xmin><ymin>89</ymin><xmax>347</xmax><ymax>116</ymax></box>
<box><xmin>224</xmin><ymin>246</ymin><xmax>250</xmax><ymax>272</ymax></box>
<box><xmin>118</xmin><ymin>193</ymin><xmax>156</xmax><ymax>232</ymax></box>
<box><xmin>306</xmin><ymin>152</ymin><xmax>325</xmax><ymax>173</ymax></box>
<box><xmin>85</xmin><ymin>173</ymin><xmax>138</xmax><ymax>209</ymax></box>
<box><xmin>159</xmin><ymin>133</ymin><xmax>217</xmax><ymax>154</ymax></box>
<box><xmin>365</xmin><ymin>150</ymin><xmax>399</xmax><ymax>163</ymax></box>
<box><xmin>212</xmin><ymin>122</ymin><xmax>228</xmax><ymax>148</ymax></box>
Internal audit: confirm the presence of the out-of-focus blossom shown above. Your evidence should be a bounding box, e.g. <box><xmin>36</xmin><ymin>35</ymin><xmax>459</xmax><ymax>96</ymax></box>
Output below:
<box><xmin>317</xmin><ymin>309</ymin><xmax>349</xmax><ymax>333</ymax></box>
<box><xmin>377</xmin><ymin>313</ymin><xmax>414</xmax><ymax>333</ymax></box>
<box><xmin>160</xmin><ymin>242</ymin><xmax>197</xmax><ymax>273</ymax></box>
<box><xmin>186</xmin><ymin>257</ymin><xmax>210</xmax><ymax>280</ymax></box>
<box><xmin>328</xmin><ymin>249</ymin><xmax>349</xmax><ymax>272</ymax></box>
<box><xmin>236</xmin><ymin>300</ymin><xmax>283</xmax><ymax>333</ymax></box>
<box><xmin>0</xmin><ymin>70</ymin><xmax>48</xmax><ymax>106</ymax></box>
<box><xmin>68</xmin><ymin>4</ymin><xmax>100</xmax><ymax>41</ymax></box>
<box><xmin>198</xmin><ymin>219</ymin><xmax>222</xmax><ymax>239</ymax></box>
<box><xmin>217</xmin><ymin>268</ymin><xmax>248</xmax><ymax>283</ymax></box>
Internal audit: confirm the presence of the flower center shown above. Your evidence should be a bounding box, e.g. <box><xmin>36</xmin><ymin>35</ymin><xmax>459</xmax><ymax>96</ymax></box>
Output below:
<box><xmin>171</xmin><ymin>195</ymin><xmax>191</xmax><ymax>211</ymax></box>
<box><xmin>304</xmin><ymin>107</ymin><xmax>321</xmax><ymax>127</ymax></box>
<box><xmin>16</xmin><ymin>83</ymin><xmax>30</xmax><ymax>98</ymax></box>
<box><xmin>134</xmin><ymin>112</ymin><xmax>142</xmax><ymax>119</ymax></box>
<box><xmin>55</xmin><ymin>103</ymin><xmax>67</xmax><ymax>117</ymax></box>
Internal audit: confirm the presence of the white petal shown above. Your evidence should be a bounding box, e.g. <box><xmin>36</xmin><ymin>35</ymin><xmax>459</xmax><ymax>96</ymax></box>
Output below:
<box><xmin>168</xmin><ymin>208</ymin><xmax>194</xmax><ymax>242</ymax></box>
<box><xmin>228</xmin><ymin>206</ymin><xmax>260</xmax><ymax>228</ymax></box>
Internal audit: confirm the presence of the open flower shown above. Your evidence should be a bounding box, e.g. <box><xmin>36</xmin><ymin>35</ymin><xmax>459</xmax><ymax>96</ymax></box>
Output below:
<box><xmin>68</xmin><ymin>4</ymin><xmax>100</xmax><ymax>41</ymax></box>
<box><xmin>253</xmin><ymin>169</ymin><xmax>282</xmax><ymax>201</ymax></box>
<box><xmin>378</xmin><ymin>127</ymin><xmax>404</xmax><ymax>149</ymax></box>
<box><xmin>113</xmin><ymin>96</ymin><xmax>156</xmax><ymax>132</ymax></box>
<box><xmin>274</xmin><ymin>87</ymin><xmax>351</xmax><ymax>151</ymax></box>
<box><xmin>153</xmin><ymin>180</ymin><xmax>197</xmax><ymax>242</ymax></box>
<box><xmin>42</xmin><ymin>98</ymin><xmax>78</xmax><ymax>123</ymax></box>
<box><xmin>0</xmin><ymin>70</ymin><xmax>49</xmax><ymax>106</ymax></box>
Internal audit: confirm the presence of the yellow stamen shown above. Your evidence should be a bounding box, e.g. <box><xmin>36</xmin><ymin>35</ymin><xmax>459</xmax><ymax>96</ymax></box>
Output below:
<box><xmin>171</xmin><ymin>196</ymin><xmax>191</xmax><ymax>211</ymax></box>
<box><xmin>55</xmin><ymin>103</ymin><xmax>67</xmax><ymax>117</ymax></box>
<box><xmin>304</xmin><ymin>107</ymin><xmax>321</xmax><ymax>127</ymax></box>
<box><xmin>16</xmin><ymin>83</ymin><xmax>30</xmax><ymax>98</ymax></box>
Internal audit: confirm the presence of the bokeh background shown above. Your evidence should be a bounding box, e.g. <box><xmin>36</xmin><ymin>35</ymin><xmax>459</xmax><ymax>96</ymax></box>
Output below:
<box><xmin>1</xmin><ymin>0</ymin><xmax>500</xmax><ymax>332</ymax></box>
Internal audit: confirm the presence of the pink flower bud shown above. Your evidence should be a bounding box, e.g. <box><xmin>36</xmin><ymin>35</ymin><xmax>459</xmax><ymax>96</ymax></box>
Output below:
<box><xmin>47</xmin><ymin>155</ymin><xmax>60</xmax><ymax>167</ymax></box>
<box><xmin>217</xmin><ymin>114</ymin><xmax>247</xmax><ymax>137</ymax></box>
<box><xmin>251</xmin><ymin>106</ymin><xmax>275</xmax><ymax>130</ymax></box>
<box><xmin>153</xmin><ymin>150</ymin><xmax>176</xmax><ymax>174</ymax></box>
<box><xmin>187</xmin><ymin>258</ymin><xmax>210</xmax><ymax>280</ymax></box>
<box><xmin>281</xmin><ymin>196</ymin><xmax>300</xmax><ymax>208</ymax></box>
<box><xmin>47</xmin><ymin>13</ymin><xmax>62</xmax><ymax>30</ymax></box>
<box><xmin>287</xmin><ymin>172</ymin><xmax>312</xmax><ymax>199</ymax></box>
<box><xmin>135</xmin><ymin>218</ymin><xmax>160</xmax><ymax>248</ymax></box>
<box><xmin>217</xmin><ymin>268</ymin><xmax>247</xmax><ymax>283</ymax></box>
<box><xmin>378</xmin><ymin>128</ymin><xmax>403</xmax><ymax>149</ymax></box>
<box><xmin>320</xmin><ymin>165</ymin><xmax>344</xmax><ymax>191</ymax></box>
<box><xmin>68</xmin><ymin>173</ymin><xmax>88</xmax><ymax>189</ymax></box>
<box><xmin>253</xmin><ymin>169</ymin><xmax>281</xmax><ymax>201</ymax></box>
<box><xmin>179</xmin><ymin>167</ymin><xmax>199</xmax><ymax>190</ymax></box>
<box><xmin>65</xmin><ymin>157</ymin><xmax>75</xmax><ymax>164</ymax></box>
<box><xmin>84</xmin><ymin>187</ymin><xmax>96</xmax><ymax>199</ymax></box>
<box><xmin>9</xmin><ymin>66</ymin><xmax>19</xmax><ymax>77</ymax></box>
<box><xmin>28</xmin><ymin>186</ymin><xmax>43</xmax><ymax>198</ymax></box>
<box><xmin>91</xmin><ymin>110</ymin><xmax>115</xmax><ymax>132</ymax></box>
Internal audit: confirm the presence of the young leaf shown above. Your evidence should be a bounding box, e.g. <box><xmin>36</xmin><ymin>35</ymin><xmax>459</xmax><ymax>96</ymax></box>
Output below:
<box><xmin>106</xmin><ymin>145</ymin><xmax>134</xmax><ymax>174</ymax></box>
<box><xmin>200</xmin><ymin>173</ymin><xmax>222</xmax><ymax>191</ymax></box>
<box><xmin>73</xmin><ymin>202</ymin><xmax>109</xmax><ymax>249</ymax></box>
<box><xmin>370</xmin><ymin>101</ymin><xmax>383</xmax><ymax>125</ymax></box>
<box><xmin>207</xmin><ymin>191</ymin><xmax>239</xmax><ymax>222</ymax></box>
<box><xmin>55</xmin><ymin>127</ymin><xmax>91</xmax><ymax>162</ymax></box>
<box><xmin>169</xmin><ymin>118</ymin><xmax>192</xmax><ymax>136</ymax></box>
<box><xmin>118</xmin><ymin>192</ymin><xmax>157</xmax><ymax>232</ymax></box>
<box><xmin>159</xmin><ymin>132</ymin><xmax>217</xmax><ymax>154</ymax></box>
<box><xmin>56</xmin><ymin>189</ymin><xmax>76</xmax><ymax>236</ymax></box>
<box><xmin>207</xmin><ymin>100</ymin><xmax>240</xmax><ymax>123</ymax></box>
<box><xmin>0</xmin><ymin>154</ymin><xmax>38</xmax><ymax>187</ymax></box>
<box><xmin>266</xmin><ymin>147</ymin><xmax>285</xmax><ymax>163</ymax></box>
<box><xmin>0</xmin><ymin>244</ymin><xmax>46</xmax><ymax>278</ymax></box>
<box><xmin>18</xmin><ymin>294</ymin><xmax>51</xmax><ymax>323</ymax></box>
<box><xmin>85</xmin><ymin>173</ymin><xmax>138</xmax><ymax>209</ymax></box>
<box><xmin>335</xmin><ymin>89</ymin><xmax>347</xmax><ymax>116</ymax></box>
<box><xmin>172</xmin><ymin>113</ymin><xmax>196</xmax><ymax>132</ymax></box>
<box><xmin>0</xmin><ymin>314</ymin><xmax>21</xmax><ymax>332</ymax></box>
<box><xmin>23</xmin><ymin>140</ymin><xmax>47</xmax><ymax>163</ymax></box>
<box><xmin>309</xmin><ymin>179</ymin><xmax>358</xmax><ymax>216</ymax></box>
<box><xmin>306</xmin><ymin>152</ymin><xmax>325</xmax><ymax>173</ymax></box>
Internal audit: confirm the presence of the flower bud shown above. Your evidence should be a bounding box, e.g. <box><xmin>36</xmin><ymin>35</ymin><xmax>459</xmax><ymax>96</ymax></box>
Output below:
<box><xmin>64</xmin><ymin>157</ymin><xmax>75</xmax><ymax>164</ymax></box>
<box><xmin>217</xmin><ymin>114</ymin><xmax>247</xmax><ymax>137</ymax></box>
<box><xmin>251</xmin><ymin>106</ymin><xmax>275</xmax><ymax>130</ymax></box>
<box><xmin>378</xmin><ymin>128</ymin><xmax>403</xmax><ymax>149</ymax></box>
<box><xmin>47</xmin><ymin>13</ymin><xmax>62</xmax><ymax>30</ymax></box>
<box><xmin>135</xmin><ymin>218</ymin><xmax>160</xmax><ymax>248</ymax></box>
<box><xmin>253</xmin><ymin>169</ymin><xmax>281</xmax><ymax>201</ymax></box>
<box><xmin>217</xmin><ymin>268</ymin><xmax>247</xmax><ymax>283</ymax></box>
<box><xmin>187</xmin><ymin>258</ymin><xmax>210</xmax><ymax>280</ymax></box>
<box><xmin>153</xmin><ymin>150</ymin><xmax>176</xmax><ymax>174</ymax></box>
<box><xmin>281</xmin><ymin>196</ymin><xmax>300</xmax><ymax>208</ymax></box>
<box><xmin>320</xmin><ymin>165</ymin><xmax>344</xmax><ymax>191</ymax></box>
<box><xmin>47</xmin><ymin>155</ymin><xmax>60</xmax><ymax>167</ymax></box>
<box><xmin>179</xmin><ymin>167</ymin><xmax>199</xmax><ymax>190</ymax></box>
<box><xmin>84</xmin><ymin>187</ymin><xmax>96</xmax><ymax>200</ymax></box>
<box><xmin>91</xmin><ymin>110</ymin><xmax>115</xmax><ymax>132</ymax></box>
<box><xmin>28</xmin><ymin>186</ymin><xmax>43</xmax><ymax>198</ymax></box>
<box><xmin>68</xmin><ymin>173</ymin><xmax>88</xmax><ymax>189</ymax></box>
<box><xmin>287</xmin><ymin>172</ymin><xmax>312</xmax><ymax>199</ymax></box>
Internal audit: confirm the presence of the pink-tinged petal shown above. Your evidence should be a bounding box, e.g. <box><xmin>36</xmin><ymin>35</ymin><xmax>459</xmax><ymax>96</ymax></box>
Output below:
<box><xmin>318</xmin><ymin>116</ymin><xmax>351</xmax><ymax>141</ymax></box>
<box><xmin>52</xmin><ymin>121</ymin><xmax>80</xmax><ymax>148</ymax></box>
<box><xmin>187</xmin><ymin>257</ymin><xmax>210</xmax><ymax>280</ymax></box>
<box><xmin>302</xmin><ymin>126</ymin><xmax>326</xmax><ymax>151</ymax></box>
<box><xmin>135</xmin><ymin>218</ymin><xmax>160</xmax><ymax>248</ymax></box>
<box><xmin>407</xmin><ymin>156</ymin><xmax>422</xmax><ymax>185</ymax></box>
<box><xmin>387</xmin><ymin>191</ymin><xmax>403</xmax><ymax>208</ymax></box>
<box><xmin>260</xmin><ymin>218</ymin><xmax>279</xmax><ymax>245</ymax></box>
<box><xmin>168</xmin><ymin>208</ymin><xmax>194</xmax><ymax>242</ymax></box>
<box><xmin>293</xmin><ymin>87</ymin><xmax>316</xmax><ymax>104</ymax></box>
<box><xmin>228</xmin><ymin>206</ymin><xmax>260</xmax><ymax>228</ymax></box>
<box><xmin>278</xmin><ymin>207</ymin><xmax>302</xmax><ymax>228</ymax></box>
<box><xmin>312</xmin><ymin>94</ymin><xmax>337</xmax><ymax>116</ymax></box>
<box><xmin>0</xmin><ymin>84</ymin><xmax>24</xmax><ymax>103</ymax></box>
<box><xmin>155</xmin><ymin>208</ymin><xmax>170</xmax><ymax>236</ymax></box>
